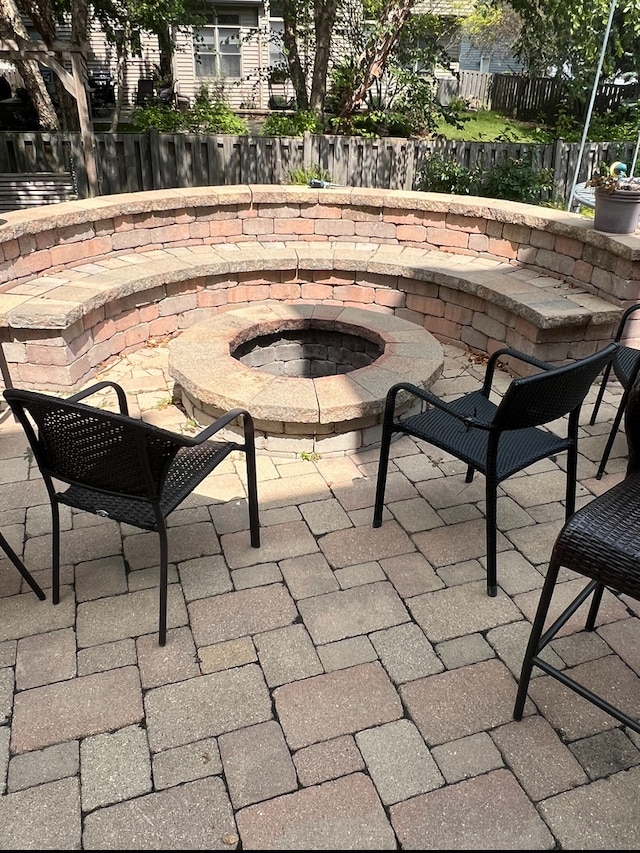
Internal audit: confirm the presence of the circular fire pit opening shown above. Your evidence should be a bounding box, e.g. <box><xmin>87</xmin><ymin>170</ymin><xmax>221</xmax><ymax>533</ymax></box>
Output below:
<box><xmin>168</xmin><ymin>303</ymin><xmax>444</xmax><ymax>458</ymax></box>
<box><xmin>233</xmin><ymin>328</ymin><xmax>384</xmax><ymax>378</ymax></box>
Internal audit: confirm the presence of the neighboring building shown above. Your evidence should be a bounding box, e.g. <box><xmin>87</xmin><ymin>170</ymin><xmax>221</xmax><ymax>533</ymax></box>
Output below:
<box><xmin>421</xmin><ymin>0</ymin><xmax>525</xmax><ymax>74</ymax></box>
<box><xmin>171</xmin><ymin>1</ymin><xmax>286</xmax><ymax>110</ymax></box>
<box><xmin>85</xmin><ymin>0</ymin><xmax>525</xmax><ymax>111</ymax></box>
<box><xmin>86</xmin><ymin>1</ymin><xmax>289</xmax><ymax>111</ymax></box>
<box><xmin>8</xmin><ymin>0</ymin><xmax>525</xmax><ymax>115</ymax></box>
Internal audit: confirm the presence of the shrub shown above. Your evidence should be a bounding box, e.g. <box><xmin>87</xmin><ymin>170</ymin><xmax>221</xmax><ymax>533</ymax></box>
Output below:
<box><xmin>415</xmin><ymin>152</ymin><xmax>555</xmax><ymax>204</ymax></box>
<box><xmin>478</xmin><ymin>155</ymin><xmax>554</xmax><ymax>203</ymax></box>
<box><xmin>130</xmin><ymin>104</ymin><xmax>185</xmax><ymax>132</ymax></box>
<box><xmin>261</xmin><ymin>109</ymin><xmax>324</xmax><ymax>137</ymax></box>
<box><xmin>183</xmin><ymin>84</ymin><xmax>249</xmax><ymax>134</ymax></box>
<box><xmin>415</xmin><ymin>153</ymin><xmax>483</xmax><ymax>194</ymax></box>
<box><xmin>329</xmin><ymin>79</ymin><xmax>464</xmax><ymax>139</ymax></box>
<box><xmin>130</xmin><ymin>83</ymin><xmax>249</xmax><ymax>135</ymax></box>
<box><xmin>554</xmin><ymin>103</ymin><xmax>640</xmax><ymax>143</ymax></box>
<box><xmin>325</xmin><ymin>62</ymin><xmax>357</xmax><ymax>115</ymax></box>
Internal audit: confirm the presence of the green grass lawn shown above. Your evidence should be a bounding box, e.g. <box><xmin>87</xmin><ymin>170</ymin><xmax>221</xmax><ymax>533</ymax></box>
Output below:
<box><xmin>436</xmin><ymin>109</ymin><xmax>555</xmax><ymax>143</ymax></box>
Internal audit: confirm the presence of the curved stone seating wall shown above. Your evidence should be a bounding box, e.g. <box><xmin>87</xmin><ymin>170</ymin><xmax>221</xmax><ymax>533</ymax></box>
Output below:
<box><xmin>0</xmin><ymin>184</ymin><xmax>636</xmax><ymax>392</ymax></box>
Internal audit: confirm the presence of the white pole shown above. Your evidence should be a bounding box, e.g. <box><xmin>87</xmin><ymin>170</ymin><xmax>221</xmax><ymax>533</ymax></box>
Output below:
<box><xmin>566</xmin><ymin>0</ymin><xmax>617</xmax><ymax>211</ymax></box>
<box><xmin>630</xmin><ymin>130</ymin><xmax>640</xmax><ymax>176</ymax></box>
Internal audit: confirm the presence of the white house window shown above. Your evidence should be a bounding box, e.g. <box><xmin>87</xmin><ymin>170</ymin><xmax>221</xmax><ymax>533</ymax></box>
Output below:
<box><xmin>269</xmin><ymin>18</ymin><xmax>286</xmax><ymax>70</ymax></box>
<box><xmin>195</xmin><ymin>7</ymin><xmax>245</xmax><ymax>78</ymax></box>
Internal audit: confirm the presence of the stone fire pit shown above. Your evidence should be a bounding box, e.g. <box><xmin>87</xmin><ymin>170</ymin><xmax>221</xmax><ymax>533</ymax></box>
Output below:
<box><xmin>168</xmin><ymin>302</ymin><xmax>443</xmax><ymax>457</ymax></box>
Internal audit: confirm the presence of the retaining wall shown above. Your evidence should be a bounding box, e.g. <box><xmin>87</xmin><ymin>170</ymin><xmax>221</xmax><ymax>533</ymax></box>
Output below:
<box><xmin>0</xmin><ymin>185</ymin><xmax>637</xmax><ymax>392</ymax></box>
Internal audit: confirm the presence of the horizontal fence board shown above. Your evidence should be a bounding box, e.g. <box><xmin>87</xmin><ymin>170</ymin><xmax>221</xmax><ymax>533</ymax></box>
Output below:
<box><xmin>1</xmin><ymin>130</ymin><xmax>638</xmax><ymax>209</ymax></box>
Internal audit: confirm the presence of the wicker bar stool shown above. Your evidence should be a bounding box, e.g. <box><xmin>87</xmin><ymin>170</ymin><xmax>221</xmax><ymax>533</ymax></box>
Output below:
<box><xmin>589</xmin><ymin>303</ymin><xmax>640</xmax><ymax>479</ymax></box>
<box><xmin>514</xmin><ymin>383</ymin><xmax>640</xmax><ymax>733</ymax></box>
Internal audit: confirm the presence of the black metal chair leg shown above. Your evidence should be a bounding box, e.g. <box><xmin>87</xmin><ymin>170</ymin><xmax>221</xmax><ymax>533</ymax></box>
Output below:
<box><xmin>0</xmin><ymin>531</ymin><xmax>45</xmax><ymax>600</ymax></box>
<box><xmin>158</xmin><ymin>526</ymin><xmax>168</xmax><ymax>647</ymax></box>
<box><xmin>585</xmin><ymin>582</ymin><xmax>605</xmax><ymax>630</ymax></box>
<box><xmin>485</xmin><ymin>476</ymin><xmax>498</xmax><ymax>597</ymax></box>
<box><xmin>244</xmin><ymin>432</ymin><xmax>261</xmax><ymax>549</ymax></box>
<box><xmin>513</xmin><ymin>559</ymin><xmax>560</xmax><ymax>720</ymax></box>
<box><xmin>0</xmin><ymin>339</ymin><xmax>13</xmax><ymax>391</ymax></box>
<box><xmin>564</xmin><ymin>439</ymin><xmax>578</xmax><ymax>519</ymax></box>
<box><xmin>596</xmin><ymin>385</ymin><xmax>631</xmax><ymax>479</ymax></box>
<box><xmin>373</xmin><ymin>425</ymin><xmax>393</xmax><ymax>528</ymax></box>
<box><xmin>589</xmin><ymin>363</ymin><xmax>612</xmax><ymax>425</ymax></box>
<box><xmin>52</xmin><ymin>502</ymin><xmax>61</xmax><ymax>605</ymax></box>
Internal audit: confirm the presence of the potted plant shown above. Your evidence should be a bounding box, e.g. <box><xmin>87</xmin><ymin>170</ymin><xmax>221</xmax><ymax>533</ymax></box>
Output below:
<box><xmin>587</xmin><ymin>164</ymin><xmax>640</xmax><ymax>234</ymax></box>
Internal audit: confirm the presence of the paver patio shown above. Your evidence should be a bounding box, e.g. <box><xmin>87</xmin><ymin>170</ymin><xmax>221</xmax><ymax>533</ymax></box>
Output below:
<box><xmin>0</xmin><ymin>339</ymin><xmax>639</xmax><ymax>849</ymax></box>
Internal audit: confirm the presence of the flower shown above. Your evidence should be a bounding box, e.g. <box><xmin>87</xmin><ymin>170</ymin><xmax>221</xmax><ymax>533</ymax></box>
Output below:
<box><xmin>587</xmin><ymin>165</ymin><xmax>640</xmax><ymax>194</ymax></box>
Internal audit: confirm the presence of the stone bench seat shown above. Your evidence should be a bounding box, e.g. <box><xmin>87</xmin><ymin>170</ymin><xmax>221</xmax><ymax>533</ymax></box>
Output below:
<box><xmin>0</xmin><ymin>242</ymin><xmax>620</xmax><ymax>390</ymax></box>
<box><xmin>0</xmin><ymin>185</ymin><xmax>634</xmax><ymax>393</ymax></box>
<box><xmin>0</xmin><ymin>241</ymin><xmax>619</xmax><ymax>331</ymax></box>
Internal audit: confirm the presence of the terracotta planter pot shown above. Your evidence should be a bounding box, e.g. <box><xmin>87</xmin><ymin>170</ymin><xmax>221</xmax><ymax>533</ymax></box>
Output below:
<box><xmin>594</xmin><ymin>187</ymin><xmax>640</xmax><ymax>234</ymax></box>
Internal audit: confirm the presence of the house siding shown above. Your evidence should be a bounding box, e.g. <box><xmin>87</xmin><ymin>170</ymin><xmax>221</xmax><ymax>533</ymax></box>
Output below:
<box><xmin>458</xmin><ymin>40</ymin><xmax>526</xmax><ymax>75</ymax></box>
<box><xmin>88</xmin><ymin>28</ymin><xmax>161</xmax><ymax>106</ymax></box>
<box><xmin>11</xmin><ymin>0</ymin><xmax>523</xmax><ymax>113</ymax></box>
<box><xmin>175</xmin><ymin>10</ymin><xmax>269</xmax><ymax>110</ymax></box>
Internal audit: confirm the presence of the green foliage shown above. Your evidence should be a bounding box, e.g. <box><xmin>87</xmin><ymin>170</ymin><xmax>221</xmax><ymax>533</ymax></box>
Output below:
<box><xmin>506</xmin><ymin>0</ymin><xmax>640</xmax><ymax>89</ymax></box>
<box><xmin>361</xmin><ymin>0</ymin><xmax>381</xmax><ymax>17</ymax></box>
<box><xmin>329</xmin><ymin>112</ymin><xmax>380</xmax><ymax>138</ymax></box>
<box><xmin>131</xmin><ymin>84</ymin><xmax>249</xmax><ymax>134</ymax></box>
<box><xmin>261</xmin><ymin>109</ymin><xmax>324</xmax><ymax>137</ymax></box>
<box><xmin>182</xmin><ymin>84</ymin><xmax>249</xmax><ymax>134</ymax></box>
<box><xmin>447</xmin><ymin>95</ymin><xmax>469</xmax><ymax>113</ymax></box>
<box><xmin>286</xmin><ymin>165</ymin><xmax>333</xmax><ymax>185</ymax></box>
<box><xmin>325</xmin><ymin>62</ymin><xmax>357</xmax><ymax>115</ymax></box>
<box><xmin>300</xmin><ymin>450</ymin><xmax>321</xmax><ymax>461</ymax></box>
<box><xmin>389</xmin><ymin>78</ymin><xmax>442</xmax><ymax>137</ymax></box>
<box><xmin>130</xmin><ymin>104</ymin><xmax>185</xmax><ymax>132</ymax></box>
<box><xmin>415</xmin><ymin>155</ymin><xmax>483</xmax><ymax>195</ymax></box>
<box><xmin>554</xmin><ymin>103</ymin><xmax>640</xmax><ymax>143</ymax></box>
<box><xmin>330</xmin><ymin>78</ymin><xmax>451</xmax><ymax>139</ymax></box>
<box><xmin>479</xmin><ymin>155</ymin><xmax>554</xmax><ymax>203</ymax></box>
<box><xmin>415</xmin><ymin>152</ymin><xmax>555</xmax><ymax>204</ymax></box>
<box><xmin>326</xmin><ymin>9</ymin><xmax>457</xmax><ymax>139</ymax></box>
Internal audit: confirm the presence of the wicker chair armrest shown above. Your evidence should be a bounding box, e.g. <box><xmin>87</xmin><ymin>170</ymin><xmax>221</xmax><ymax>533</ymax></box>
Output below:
<box><xmin>617</xmin><ymin>303</ymin><xmax>640</xmax><ymax>340</ymax></box>
<box><xmin>481</xmin><ymin>347</ymin><xmax>553</xmax><ymax>395</ymax></box>
<box><xmin>488</xmin><ymin>347</ymin><xmax>553</xmax><ymax>372</ymax></box>
<box><xmin>184</xmin><ymin>407</ymin><xmax>255</xmax><ymax>445</ymax></box>
<box><xmin>67</xmin><ymin>381</ymin><xmax>129</xmax><ymax>415</ymax></box>
<box><xmin>387</xmin><ymin>382</ymin><xmax>493</xmax><ymax>431</ymax></box>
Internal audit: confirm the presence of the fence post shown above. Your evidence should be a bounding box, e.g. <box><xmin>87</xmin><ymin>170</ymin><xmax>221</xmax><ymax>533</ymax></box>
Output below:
<box><xmin>302</xmin><ymin>131</ymin><xmax>313</xmax><ymax>172</ymax></box>
<box><xmin>553</xmin><ymin>138</ymin><xmax>569</xmax><ymax>204</ymax></box>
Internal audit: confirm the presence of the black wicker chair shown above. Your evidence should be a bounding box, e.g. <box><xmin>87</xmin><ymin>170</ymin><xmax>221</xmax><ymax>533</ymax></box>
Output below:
<box><xmin>4</xmin><ymin>381</ymin><xmax>260</xmax><ymax>646</ymax></box>
<box><xmin>514</xmin><ymin>378</ymin><xmax>640</xmax><ymax>734</ymax></box>
<box><xmin>0</xmin><ymin>531</ymin><xmax>45</xmax><ymax>600</ymax></box>
<box><xmin>373</xmin><ymin>344</ymin><xmax>617</xmax><ymax>597</ymax></box>
<box><xmin>589</xmin><ymin>303</ymin><xmax>640</xmax><ymax>479</ymax></box>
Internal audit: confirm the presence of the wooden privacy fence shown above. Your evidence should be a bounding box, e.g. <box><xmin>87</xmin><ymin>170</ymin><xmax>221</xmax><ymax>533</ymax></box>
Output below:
<box><xmin>1</xmin><ymin>130</ymin><xmax>639</xmax><ymax>207</ymax></box>
<box><xmin>457</xmin><ymin>72</ymin><xmax>639</xmax><ymax>124</ymax></box>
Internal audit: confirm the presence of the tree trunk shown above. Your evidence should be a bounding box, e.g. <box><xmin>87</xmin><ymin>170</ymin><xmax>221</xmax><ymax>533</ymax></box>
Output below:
<box><xmin>309</xmin><ymin>0</ymin><xmax>338</xmax><ymax>112</ymax></box>
<box><xmin>156</xmin><ymin>25</ymin><xmax>173</xmax><ymax>83</ymax></box>
<box><xmin>340</xmin><ymin>0</ymin><xmax>418</xmax><ymax>117</ymax></box>
<box><xmin>282</xmin><ymin>16</ymin><xmax>309</xmax><ymax>110</ymax></box>
<box><xmin>0</xmin><ymin>0</ymin><xmax>60</xmax><ymax>129</ymax></box>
